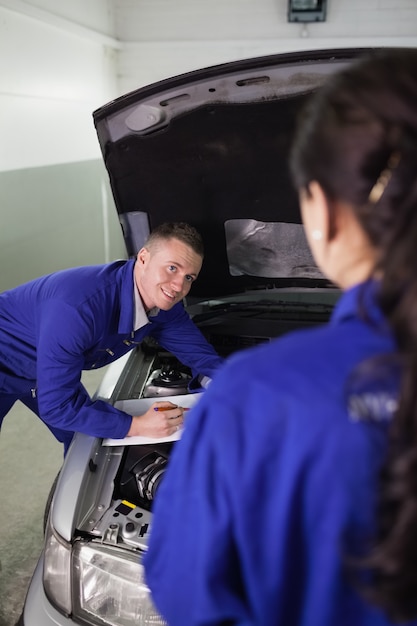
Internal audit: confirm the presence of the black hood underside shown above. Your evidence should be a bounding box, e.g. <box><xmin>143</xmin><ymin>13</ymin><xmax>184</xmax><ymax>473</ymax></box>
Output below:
<box><xmin>94</xmin><ymin>49</ymin><xmax>372</xmax><ymax>297</ymax></box>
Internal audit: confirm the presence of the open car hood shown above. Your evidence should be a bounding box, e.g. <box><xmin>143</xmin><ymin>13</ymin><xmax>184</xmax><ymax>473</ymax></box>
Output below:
<box><xmin>93</xmin><ymin>48</ymin><xmax>370</xmax><ymax>298</ymax></box>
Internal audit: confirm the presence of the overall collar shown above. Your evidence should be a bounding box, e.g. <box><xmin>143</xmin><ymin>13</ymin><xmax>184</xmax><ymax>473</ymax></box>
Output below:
<box><xmin>331</xmin><ymin>279</ymin><xmax>388</xmax><ymax>331</ymax></box>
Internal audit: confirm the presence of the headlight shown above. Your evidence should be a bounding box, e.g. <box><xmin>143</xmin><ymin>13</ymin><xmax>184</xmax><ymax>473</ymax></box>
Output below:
<box><xmin>43</xmin><ymin>522</ymin><xmax>72</xmax><ymax>615</ymax></box>
<box><xmin>72</xmin><ymin>542</ymin><xmax>166</xmax><ymax>626</ymax></box>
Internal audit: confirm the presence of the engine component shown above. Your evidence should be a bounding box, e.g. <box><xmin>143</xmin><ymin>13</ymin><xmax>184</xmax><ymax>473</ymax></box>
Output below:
<box><xmin>116</xmin><ymin>443</ymin><xmax>174</xmax><ymax>510</ymax></box>
<box><xmin>143</xmin><ymin>361</ymin><xmax>191</xmax><ymax>397</ymax></box>
<box><xmin>133</xmin><ymin>451</ymin><xmax>169</xmax><ymax>501</ymax></box>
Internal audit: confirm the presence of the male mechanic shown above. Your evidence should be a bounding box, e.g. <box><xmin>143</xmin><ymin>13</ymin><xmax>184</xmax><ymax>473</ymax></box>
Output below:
<box><xmin>0</xmin><ymin>222</ymin><xmax>223</xmax><ymax>454</ymax></box>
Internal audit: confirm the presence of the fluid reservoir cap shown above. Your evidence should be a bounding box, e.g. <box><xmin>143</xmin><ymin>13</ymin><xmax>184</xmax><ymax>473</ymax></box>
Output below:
<box><xmin>123</xmin><ymin>521</ymin><xmax>136</xmax><ymax>537</ymax></box>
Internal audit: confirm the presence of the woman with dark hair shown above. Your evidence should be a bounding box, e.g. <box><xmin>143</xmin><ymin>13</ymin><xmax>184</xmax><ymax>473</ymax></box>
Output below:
<box><xmin>144</xmin><ymin>49</ymin><xmax>417</xmax><ymax>625</ymax></box>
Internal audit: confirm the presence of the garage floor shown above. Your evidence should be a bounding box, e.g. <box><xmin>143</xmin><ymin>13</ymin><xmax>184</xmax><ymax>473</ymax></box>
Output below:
<box><xmin>0</xmin><ymin>370</ymin><xmax>104</xmax><ymax>626</ymax></box>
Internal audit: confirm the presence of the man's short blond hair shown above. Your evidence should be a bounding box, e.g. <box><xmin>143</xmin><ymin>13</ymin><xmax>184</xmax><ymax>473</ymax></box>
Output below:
<box><xmin>145</xmin><ymin>222</ymin><xmax>204</xmax><ymax>258</ymax></box>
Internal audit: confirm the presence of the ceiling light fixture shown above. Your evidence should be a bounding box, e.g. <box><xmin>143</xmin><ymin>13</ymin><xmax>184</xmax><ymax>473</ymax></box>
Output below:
<box><xmin>287</xmin><ymin>0</ymin><xmax>327</xmax><ymax>23</ymax></box>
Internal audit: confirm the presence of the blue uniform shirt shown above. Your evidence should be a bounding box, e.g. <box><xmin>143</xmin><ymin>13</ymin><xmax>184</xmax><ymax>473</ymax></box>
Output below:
<box><xmin>0</xmin><ymin>260</ymin><xmax>223</xmax><ymax>441</ymax></box>
<box><xmin>144</xmin><ymin>281</ymin><xmax>414</xmax><ymax>626</ymax></box>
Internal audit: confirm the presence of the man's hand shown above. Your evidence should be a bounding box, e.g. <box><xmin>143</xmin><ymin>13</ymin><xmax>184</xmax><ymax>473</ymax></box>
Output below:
<box><xmin>127</xmin><ymin>402</ymin><xmax>186</xmax><ymax>438</ymax></box>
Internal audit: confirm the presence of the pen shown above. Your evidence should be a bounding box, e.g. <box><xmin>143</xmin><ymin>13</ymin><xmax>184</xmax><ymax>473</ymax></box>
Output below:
<box><xmin>154</xmin><ymin>405</ymin><xmax>191</xmax><ymax>412</ymax></box>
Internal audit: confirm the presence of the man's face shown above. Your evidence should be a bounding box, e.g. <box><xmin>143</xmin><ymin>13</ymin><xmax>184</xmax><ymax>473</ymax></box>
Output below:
<box><xmin>134</xmin><ymin>237</ymin><xmax>203</xmax><ymax>311</ymax></box>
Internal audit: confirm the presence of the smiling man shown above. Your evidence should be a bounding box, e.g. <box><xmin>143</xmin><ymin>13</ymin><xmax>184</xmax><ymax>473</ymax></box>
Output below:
<box><xmin>135</xmin><ymin>223</ymin><xmax>203</xmax><ymax>312</ymax></box>
<box><xmin>0</xmin><ymin>222</ymin><xmax>223</xmax><ymax>454</ymax></box>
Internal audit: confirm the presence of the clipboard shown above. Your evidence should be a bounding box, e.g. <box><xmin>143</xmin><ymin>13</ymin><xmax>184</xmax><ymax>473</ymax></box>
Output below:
<box><xmin>102</xmin><ymin>392</ymin><xmax>201</xmax><ymax>446</ymax></box>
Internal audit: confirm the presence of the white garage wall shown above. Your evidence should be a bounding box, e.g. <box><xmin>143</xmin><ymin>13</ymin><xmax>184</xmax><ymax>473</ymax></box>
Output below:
<box><xmin>0</xmin><ymin>1</ymin><xmax>119</xmax><ymax>171</ymax></box>
<box><xmin>0</xmin><ymin>0</ymin><xmax>416</xmax><ymax>290</ymax></box>
<box><xmin>2</xmin><ymin>0</ymin><xmax>416</xmax><ymax>172</ymax></box>
<box><xmin>18</xmin><ymin>0</ymin><xmax>116</xmax><ymax>37</ymax></box>
<box><xmin>114</xmin><ymin>0</ymin><xmax>417</xmax><ymax>93</ymax></box>
<box><xmin>0</xmin><ymin>1</ymin><xmax>126</xmax><ymax>290</ymax></box>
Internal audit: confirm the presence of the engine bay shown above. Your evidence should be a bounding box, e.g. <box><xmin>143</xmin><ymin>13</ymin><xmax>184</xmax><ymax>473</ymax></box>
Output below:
<box><xmin>76</xmin><ymin>294</ymin><xmax>337</xmax><ymax>553</ymax></box>
<box><xmin>77</xmin><ymin>353</ymin><xmax>195</xmax><ymax>551</ymax></box>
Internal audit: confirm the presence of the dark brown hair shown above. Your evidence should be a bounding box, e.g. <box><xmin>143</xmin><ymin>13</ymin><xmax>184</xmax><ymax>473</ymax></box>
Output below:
<box><xmin>290</xmin><ymin>48</ymin><xmax>417</xmax><ymax>622</ymax></box>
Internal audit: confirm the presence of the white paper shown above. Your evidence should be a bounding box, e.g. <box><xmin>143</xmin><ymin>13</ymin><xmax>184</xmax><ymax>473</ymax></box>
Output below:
<box><xmin>102</xmin><ymin>393</ymin><xmax>202</xmax><ymax>446</ymax></box>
